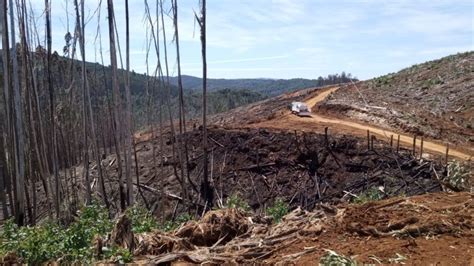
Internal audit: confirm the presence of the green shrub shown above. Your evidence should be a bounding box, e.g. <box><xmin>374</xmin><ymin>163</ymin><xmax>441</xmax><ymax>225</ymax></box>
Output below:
<box><xmin>0</xmin><ymin>203</ymin><xmax>112</xmax><ymax>264</ymax></box>
<box><xmin>0</xmin><ymin>219</ymin><xmax>64</xmax><ymax>264</ymax></box>
<box><xmin>126</xmin><ymin>205</ymin><xmax>158</xmax><ymax>233</ymax></box>
<box><xmin>266</xmin><ymin>198</ymin><xmax>289</xmax><ymax>223</ymax></box>
<box><xmin>102</xmin><ymin>246</ymin><xmax>133</xmax><ymax>264</ymax></box>
<box><xmin>160</xmin><ymin>213</ymin><xmax>193</xmax><ymax>232</ymax></box>
<box><xmin>353</xmin><ymin>187</ymin><xmax>384</xmax><ymax>204</ymax></box>
<box><xmin>226</xmin><ymin>194</ymin><xmax>250</xmax><ymax>211</ymax></box>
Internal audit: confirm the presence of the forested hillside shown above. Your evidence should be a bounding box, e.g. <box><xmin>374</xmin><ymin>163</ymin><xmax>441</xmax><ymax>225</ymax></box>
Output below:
<box><xmin>1</xmin><ymin>50</ymin><xmax>354</xmax><ymax>128</ymax></box>
<box><xmin>170</xmin><ymin>73</ymin><xmax>357</xmax><ymax>96</ymax></box>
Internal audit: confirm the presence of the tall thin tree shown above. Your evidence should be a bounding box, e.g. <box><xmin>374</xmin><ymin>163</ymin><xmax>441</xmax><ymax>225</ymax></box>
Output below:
<box><xmin>44</xmin><ymin>0</ymin><xmax>60</xmax><ymax>219</ymax></box>
<box><xmin>124</xmin><ymin>0</ymin><xmax>134</xmax><ymax>205</ymax></box>
<box><xmin>107</xmin><ymin>0</ymin><xmax>127</xmax><ymax>211</ymax></box>
<box><xmin>197</xmin><ymin>0</ymin><xmax>213</xmax><ymax>208</ymax></box>
<box><xmin>9</xmin><ymin>0</ymin><xmax>26</xmax><ymax>224</ymax></box>
<box><xmin>0</xmin><ymin>0</ymin><xmax>11</xmax><ymax>219</ymax></box>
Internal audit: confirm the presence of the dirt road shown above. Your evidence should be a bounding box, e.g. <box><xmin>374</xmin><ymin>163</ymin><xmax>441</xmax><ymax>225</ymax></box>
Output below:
<box><xmin>254</xmin><ymin>87</ymin><xmax>473</xmax><ymax>161</ymax></box>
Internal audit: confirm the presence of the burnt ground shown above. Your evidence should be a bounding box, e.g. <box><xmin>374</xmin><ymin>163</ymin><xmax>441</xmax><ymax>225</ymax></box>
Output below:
<box><xmin>101</xmin><ymin>127</ymin><xmax>447</xmax><ymax>220</ymax></box>
<box><xmin>6</xmin><ymin>126</ymin><xmax>450</xmax><ymax>224</ymax></box>
<box><xmin>179</xmin><ymin>127</ymin><xmax>445</xmax><ymax>211</ymax></box>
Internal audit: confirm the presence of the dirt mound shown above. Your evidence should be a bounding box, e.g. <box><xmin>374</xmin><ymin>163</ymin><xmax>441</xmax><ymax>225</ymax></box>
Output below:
<box><xmin>318</xmin><ymin>52</ymin><xmax>474</xmax><ymax>150</ymax></box>
<box><xmin>342</xmin><ymin>195</ymin><xmax>473</xmax><ymax>238</ymax></box>
<box><xmin>128</xmin><ymin>192</ymin><xmax>473</xmax><ymax>264</ymax></box>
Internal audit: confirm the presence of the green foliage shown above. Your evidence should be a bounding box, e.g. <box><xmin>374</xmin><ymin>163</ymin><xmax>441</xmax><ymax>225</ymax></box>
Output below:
<box><xmin>319</xmin><ymin>249</ymin><xmax>357</xmax><ymax>265</ymax></box>
<box><xmin>0</xmin><ymin>203</ymin><xmax>112</xmax><ymax>264</ymax></box>
<box><xmin>160</xmin><ymin>214</ymin><xmax>193</xmax><ymax>232</ymax></box>
<box><xmin>446</xmin><ymin>161</ymin><xmax>471</xmax><ymax>191</ymax></box>
<box><xmin>102</xmin><ymin>246</ymin><xmax>133</xmax><ymax>264</ymax></box>
<box><xmin>0</xmin><ymin>219</ymin><xmax>64</xmax><ymax>264</ymax></box>
<box><xmin>266</xmin><ymin>198</ymin><xmax>289</xmax><ymax>223</ymax></box>
<box><xmin>226</xmin><ymin>194</ymin><xmax>250</xmax><ymax>211</ymax></box>
<box><xmin>126</xmin><ymin>205</ymin><xmax>159</xmax><ymax>233</ymax></box>
<box><xmin>353</xmin><ymin>187</ymin><xmax>384</xmax><ymax>204</ymax></box>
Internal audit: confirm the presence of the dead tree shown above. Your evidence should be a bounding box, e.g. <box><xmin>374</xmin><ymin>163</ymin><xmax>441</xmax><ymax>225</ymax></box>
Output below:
<box><xmin>73</xmin><ymin>0</ymin><xmax>92</xmax><ymax>205</ymax></box>
<box><xmin>196</xmin><ymin>0</ymin><xmax>213</xmax><ymax>208</ymax></box>
<box><xmin>165</xmin><ymin>0</ymin><xmax>197</xmax><ymax>195</ymax></box>
<box><xmin>9</xmin><ymin>0</ymin><xmax>26</xmax><ymax>225</ymax></box>
<box><xmin>44</xmin><ymin>0</ymin><xmax>61</xmax><ymax>219</ymax></box>
<box><xmin>124</xmin><ymin>0</ymin><xmax>134</xmax><ymax>205</ymax></box>
<box><xmin>107</xmin><ymin>0</ymin><xmax>127</xmax><ymax>211</ymax></box>
<box><xmin>171</xmin><ymin>0</ymin><xmax>191</xmax><ymax>190</ymax></box>
<box><xmin>0</xmin><ymin>0</ymin><xmax>11</xmax><ymax>219</ymax></box>
<box><xmin>79</xmin><ymin>0</ymin><xmax>109</xmax><ymax>209</ymax></box>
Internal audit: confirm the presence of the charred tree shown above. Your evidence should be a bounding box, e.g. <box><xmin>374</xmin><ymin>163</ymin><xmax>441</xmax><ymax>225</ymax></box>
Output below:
<box><xmin>196</xmin><ymin>0</ymin><xmax>213</xmax><ymax>208</ymax></box>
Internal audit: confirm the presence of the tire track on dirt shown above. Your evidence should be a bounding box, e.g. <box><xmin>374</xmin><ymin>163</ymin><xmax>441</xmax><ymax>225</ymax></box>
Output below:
<box><xmin>256</xmin><ymin>87</ymin><xmax>473</xmax><ymax>161</ymax></box>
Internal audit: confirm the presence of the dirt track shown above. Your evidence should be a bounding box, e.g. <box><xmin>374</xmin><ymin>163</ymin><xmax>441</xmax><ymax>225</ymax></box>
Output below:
<box><xmin>253</xmin><ymin>87</ymin><xmax>473</xmax><ymax>161</ymax></box>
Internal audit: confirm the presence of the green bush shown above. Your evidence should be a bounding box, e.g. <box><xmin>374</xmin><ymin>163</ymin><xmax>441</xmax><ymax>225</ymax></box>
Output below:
<box><xmin>353</xmin><ymin>187</ymin><xmax>384</xmax><ymax>204</ymax></box>
<box><xmin>126</xmin><ymin>205</ymin><xmax>159</xmax><ymax>233</ymax></box>
<box><xmin>226</xmin><ymin>194</ymin><xmax>250</xmax><ymax>211</ymax></box>
<box><xmin>102</xmin><ymin>246</ymin><xmax>133</xmax><ymax>264</ymax></box>
<box><xmin>160</xmin><ymin>213</ymin><xmax>193</xmax><ymax>232</ymax></box>
<box><xmin>0</xmin><ymin>203</ymin><xmax>112</xmax><ymax>264</ymax></box>
<box><xmin>266</xmin><ymin>198</ymin><xmax>289</xmax><ymax>223</ymax></box>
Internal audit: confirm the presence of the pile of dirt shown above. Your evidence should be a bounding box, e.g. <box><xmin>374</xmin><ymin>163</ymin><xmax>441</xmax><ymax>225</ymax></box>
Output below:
<box><xmin>125</xmin><ymin>192</ymin><xmax>473</xmax><ymax>264</ymax></box>
<box><xmin>318</xmin><ymin>52</ymin><xmax>474</xmax><ymax>150</ymax></box>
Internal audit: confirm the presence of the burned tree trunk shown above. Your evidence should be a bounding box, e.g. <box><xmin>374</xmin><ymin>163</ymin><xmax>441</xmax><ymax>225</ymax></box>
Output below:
<box><xmin>9</xmin><ymin>0</ymin><xmax>26</xmax><ymax>225</ymax></box>
<box><xmin>124</xmin><ymin>0</ymin><xmax>134</xmax><ymax>205</ymax></box>
<box><xmin>197</xmin><ymin>0</ymin><xmax>213</xmax><ymax>209</ymax></box>
<box><xmin>107</xmin><ymin>0</ymin><xmax>127</xmax><ymax>211</ymax></box>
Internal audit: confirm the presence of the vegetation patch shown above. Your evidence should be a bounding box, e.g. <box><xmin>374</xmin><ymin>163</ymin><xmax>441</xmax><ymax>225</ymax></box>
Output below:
<box><xmin>266</xmin><ymin>198</ymin><xmax>289</xmax><ymax>223</ymax></box>
<box><xmin>353</xmin><ymin>187</ymin><xmax>384</xmax><ymax>204</ymax></box>
<box><xmin>0</xmin><ymin>204</ymin><xmax>193</xmax><ymax>264</ymax></box>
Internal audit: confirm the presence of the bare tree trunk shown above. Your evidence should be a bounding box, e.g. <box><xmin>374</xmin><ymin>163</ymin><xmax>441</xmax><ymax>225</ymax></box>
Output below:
<box><xmin>145</xmin><ymin>0</ymin><xmax>187</xmax><ymax>199</ymax></box>
<box><xmin>161</xmin><ymin>0</ymin><xmax>198</xmax><ymax>195</ymax></box>
<box><xmin>74</xmin><ymin>0</ymin><xmax>91</xmax><ymax>204</ymax></box>
<box><xmin>124</xmin><ymin>0</ymin><xmax>134</xmax><ymax>205</ymax></box>
<box><xmin>0</xmin><ymin>162</ymin><xmax>8</xmax><ymax>219</ymax></box>
<box><xmin>171</xmin><ymin>0</ymin><xmax>191</xmax><ymax>191</ymax></box>
<box><xmin>44</xmin><ymin>0</ymin><xmax>60</xmax><ymax>219</ymax></box>
<box><xmin>9</xmin><ymin>0</ymin><xmax>26</xmax><ymax>225</ymax></box>
<box><xmin>0</xmin><ymin>0</ymin><xmax>11</xmax><ymax>219</ymax></box>
<box><xmin>17</xmin><ymin>0</ymin><xmax>36</xmax><ymax>224</ymax></box>
<box><xmin>24</xmin><ymin>9</ymin><xmax>51</xmax><ymax>217</ymax></box>
<box><xmin>198</xmin><ymin>0</ymin><xmax>213</xmax><ymax>208</ymax></box>
<box><xmin>107</xmin><ymin>0</ymin><xmax>126</xmax><ymax>211</ymax></box>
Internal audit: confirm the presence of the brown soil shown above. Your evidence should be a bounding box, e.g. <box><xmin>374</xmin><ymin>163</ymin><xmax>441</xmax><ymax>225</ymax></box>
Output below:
<box><xmin>251</xmin><ymin>86</ymin><xmax>473</xmax><ymax>161</ymax></box>
<box><xmin>318</xmin><ymin>52</ymin><xmax>474</xmax><ymax>152</ymax></box>
<box><xmin>128</xmin><ymin>192</ymin><xmax>473</xmax><ymax>265</ymax></box>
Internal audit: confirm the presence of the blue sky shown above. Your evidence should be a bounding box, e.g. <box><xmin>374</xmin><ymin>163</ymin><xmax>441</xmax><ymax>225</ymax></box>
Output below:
<box><xmin>25</xmin><ymin>0</ymin><xmax>474</xmax><ymax>80</ymax></box>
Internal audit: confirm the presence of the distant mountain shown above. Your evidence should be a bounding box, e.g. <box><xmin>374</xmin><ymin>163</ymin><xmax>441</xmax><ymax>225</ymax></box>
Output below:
<box><xmin>169</xmin><ymin>74</ymin><xmax>356</xmax><ymax>97</ymax></box>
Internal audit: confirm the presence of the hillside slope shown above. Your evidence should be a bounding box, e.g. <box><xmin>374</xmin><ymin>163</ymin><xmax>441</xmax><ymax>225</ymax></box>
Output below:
<box><xmin>169</xmin><ymin>73</ymin><xmax>356</xmax><ymax>97</ymax></box>
<box><xmin>318</xmin><ymin>52</ymin><xmax>474</xmax><ymax>150</ymax></box>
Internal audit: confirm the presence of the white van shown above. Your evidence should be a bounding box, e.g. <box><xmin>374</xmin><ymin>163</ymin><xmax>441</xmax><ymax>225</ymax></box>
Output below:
<box><xmin>289</xmin><ymin>102</ymin><xmax>312</xmax><ymax>117</ymax></box>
